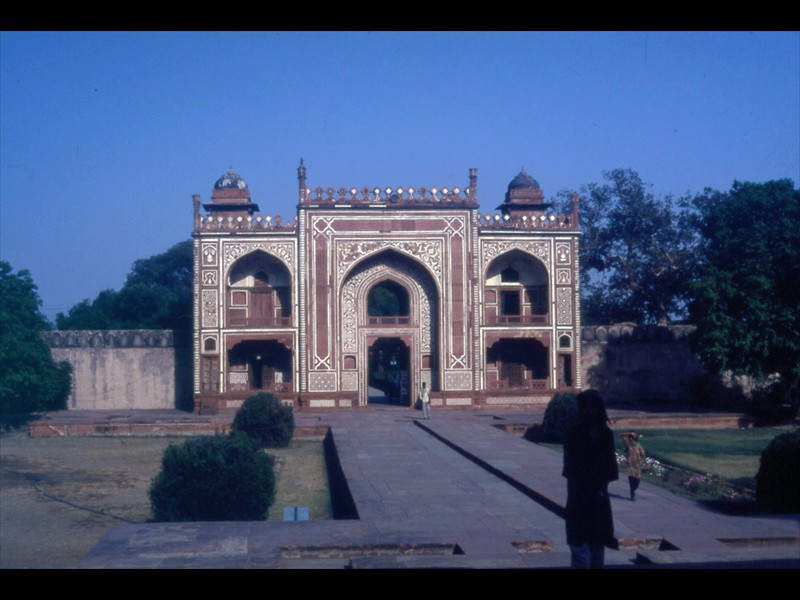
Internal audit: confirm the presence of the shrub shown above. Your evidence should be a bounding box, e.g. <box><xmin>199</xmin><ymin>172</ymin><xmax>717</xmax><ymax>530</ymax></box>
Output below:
<box><xmin>747</xmin><ymin>381</ymin><xmax>799</xmax><ymax>425</ymax></box>
<box><xmin>149</xmin><ymin>433</ymin><xmax>275</xmax><ymax>522</ymax></box>
<box><xmin>687</xmin><ymin>374</ymin><xmax>745</xmax><ymax>408</ymax></box>
<box><xmin>756</xmin><ymin>429</ymin><xmax>800</xmax><ymax>514</ymax></box>
<box><xmin>232</xmin><ymin>392</ymin><xmax>294</xmax><ymax>448</ymax></box>
<box><xmin>539</xmin><ymin>392</ymin><xmax>580</xmax><ymax>443</ymax></box>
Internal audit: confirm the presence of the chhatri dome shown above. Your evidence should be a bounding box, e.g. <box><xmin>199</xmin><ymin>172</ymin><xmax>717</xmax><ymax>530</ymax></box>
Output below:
<box><xmin>507</xmin><ymin>169</ymin><xmax>540</xmax><ymax>191</ymax></box>
<box><xmin>205</xmin><ymin>167</ymin><xmax>259</xmax><ymax>215</ymax></box>
<box><xmin>214</xmin><ymin>168</ymin><xmax>248</xmax><ymax>190</ymax></box>
<box><xmin>497</xmin><ymin>167</ymin><xmax>549</xmax><ymax>215</ymax></box>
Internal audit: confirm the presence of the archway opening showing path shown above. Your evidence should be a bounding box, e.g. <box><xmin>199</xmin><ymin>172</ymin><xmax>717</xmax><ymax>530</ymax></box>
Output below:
<box><xmin>368</xmin><ymin>338</ymin><xmax>410</xmax><ymax>405</ymax></box>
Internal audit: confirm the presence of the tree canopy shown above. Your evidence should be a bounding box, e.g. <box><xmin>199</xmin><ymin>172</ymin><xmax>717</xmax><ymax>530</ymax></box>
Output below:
<box><xmin>688</xmin><ymin>179</ymin><xmax>800</xmax><ymax>404</ymax></box>
<box><xmin>0</xmin><ymin>261</ymin><xmax>71</xmax><ymax>414</ymax></box>
<box><xmin>573</xmin><ymin>169</ymin><xmax>697</xmax><ymax>325</ymax></box>
<box><xmin>56</xmin><ymin>240</ymin><xmax>193</xmax><ymax>343</ymax></box>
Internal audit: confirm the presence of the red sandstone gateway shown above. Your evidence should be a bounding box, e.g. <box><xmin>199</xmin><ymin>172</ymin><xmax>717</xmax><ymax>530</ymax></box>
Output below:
<box><xmin>192</xmin><ymin>163</ymin><xmax>581</xmax><ymax>414</ymax></box>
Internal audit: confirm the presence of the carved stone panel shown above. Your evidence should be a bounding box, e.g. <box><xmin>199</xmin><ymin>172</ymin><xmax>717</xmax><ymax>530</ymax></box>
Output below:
<box><xmin>202</xmin><ymin>270</ymin><xmax>217</xmax><ymax>286</ymax></box>
<box><xmin>202</xmin><ymin>290</ymin><xmax>218</xmax><ymax>328</ymax></box>
<box><xmin>556</xmin><ymin>287</ymin><xmax>573</xmax><ymax>325</ymax></box>
<box><xmin>483</xmin><ymin>240</ymin><xmax>550</xmax><ymax>269</ymax></box>
<box><xmin>337</xmin><ymin>239</ymin><xmax>443</xmax><ymax>281</ymax></box>
<box><xmin>309</xmin><ymin>372</ymin><xmax>337</xmax><ymax>392</ymax></box>
<box><xmin>222</xmin><ymin>241</ymin><xmax>295</xmax><ymax>274</ymax></box>
<box><xmin>202</xmin><ymin>243</ymin><xmax>218</xmax><ymax>267</ymax></box>
<box><xmin>555</xmin><ymin>241</ymin><xmax>571</xmax><ymax>265</ymax></box>
<box><xmin>341</xmin><ymin>371</ymin><xmax>359</xmax><ymax>391</ymax></box>
<box><xmin>444</xmin><ymin>371</ymin><xmax>473</xmax><ymax>391</ymax></box>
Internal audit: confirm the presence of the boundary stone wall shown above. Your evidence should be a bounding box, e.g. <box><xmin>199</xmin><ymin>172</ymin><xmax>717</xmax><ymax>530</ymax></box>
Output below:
<box><xmin>44</xmin><ymin>330</ymin><xmax>178</xmax><ymax>410</ymax></box>
<box><xmin>581</xmin><ymin>324</ymin><xmax>707</xmax><ymax>404</ymax></box>
<box><xmin>45</xmin><ymin>325</ymin><xmax>720</xmax><ymax>410</ymax></box>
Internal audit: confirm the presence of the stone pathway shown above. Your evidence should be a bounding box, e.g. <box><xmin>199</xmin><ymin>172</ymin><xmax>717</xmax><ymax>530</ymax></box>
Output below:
<box><xmin>79</xmin><ymin>407</ymin><xmax>800</xmax><ymax>568</ymax></box>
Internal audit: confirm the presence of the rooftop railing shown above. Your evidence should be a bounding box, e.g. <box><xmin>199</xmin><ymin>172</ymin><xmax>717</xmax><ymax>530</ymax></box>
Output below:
<box><xmin>477</xmin><ymin>212</ymin><xmax>577</xmax><ymax>230</ymax></box>
<box><xmin>195</xmin><ymin>214</ymin><xmax>296</xmax><ymax>232</ymax></box>
<box><xmin>301</xmin><ymin>185</ymin><xmax>477</xmax><ymax>207</ymax></box>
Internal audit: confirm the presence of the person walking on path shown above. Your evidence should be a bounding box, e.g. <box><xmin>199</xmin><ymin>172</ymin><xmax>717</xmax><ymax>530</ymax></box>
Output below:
<box><xmin>621</xmin><ymin>431</ymin><xmax>646</xmax><ymax>501</ymax></box>
<box><xmin>419</xmin><ymin>381</ymin><xmax>431</xmax><ymax>419</ymax></box>
<box><xmin>562</xmin><ymin>389</ymin><xmax>619</xmax><ymax>569</ymax></box>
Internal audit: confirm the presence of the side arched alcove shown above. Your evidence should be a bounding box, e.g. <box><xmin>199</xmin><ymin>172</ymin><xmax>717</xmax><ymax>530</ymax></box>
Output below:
<box><xmin>484</xmin><ymin>249</ymin><xmax>549</xmax><ymax>325</ymax></box>
<box><xmin>225</xmin><ymin>250</ymin><xmax>293</xmax><ymax>328</ymax></box>
<box><xmin>482</xmin><ymin>248</ymin><xmax>553</xmax><ymax>393</ymax></box>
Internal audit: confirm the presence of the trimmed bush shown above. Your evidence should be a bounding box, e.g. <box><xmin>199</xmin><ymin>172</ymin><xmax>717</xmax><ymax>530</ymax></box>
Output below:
<box><xmin>756</xmin><ymin>429</ymin><xmax>800</xmax><ymax>514</ymax></box>
<box><xmin>149</xmin><ymin>433</ymin><xmax>275</xmax><ymax>522</ymax></box>
<box><xmin>539</xmin><ymin>392</ymin><xmax>580</xmax><ymax>443</ymax></box>
<box><xmin>748</xmin><ymin>381</ymin><xmax>799</xmax><ymax>425</ymax></box>
<box><xmin>232</xmin><ymin>392</ymin><xmax>294</xmax><ymax>448</ymax></box>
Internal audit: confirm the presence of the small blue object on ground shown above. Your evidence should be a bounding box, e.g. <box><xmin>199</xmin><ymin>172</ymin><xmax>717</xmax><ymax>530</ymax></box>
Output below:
<box><xmin>283</xmin><ymin>506</ymin><xmax>310</xmax><ymax>521</ymax></box>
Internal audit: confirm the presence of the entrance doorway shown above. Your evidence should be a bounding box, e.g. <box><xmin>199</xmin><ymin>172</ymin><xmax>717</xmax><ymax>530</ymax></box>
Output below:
<box><xmin>368</xmin><ymin>338</ymin><xmax>410</xmax><ymax>405</ymax></box>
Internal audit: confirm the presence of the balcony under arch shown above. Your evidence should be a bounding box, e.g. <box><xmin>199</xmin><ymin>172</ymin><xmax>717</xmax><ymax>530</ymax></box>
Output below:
<box><xmin>227</xmin><ymin>251</ymin><xmax>292</xmax><ymax>328</ymax></box>
<box><xmin>484</xmin><ymin>249</ymin><xmax>549</xmax><ymax>326</ymax></box>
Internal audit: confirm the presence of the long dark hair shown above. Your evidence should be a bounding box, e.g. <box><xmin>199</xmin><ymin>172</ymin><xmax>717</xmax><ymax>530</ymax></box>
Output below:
<box><xmin>576</xmin><ymin>389</ymin><xmax>610</xmax><ymax>428</ymax></box>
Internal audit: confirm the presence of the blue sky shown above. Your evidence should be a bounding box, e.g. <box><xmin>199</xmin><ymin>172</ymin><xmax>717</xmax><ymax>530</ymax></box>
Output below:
<box><xmin>1</xmin><ymin>31</ymin><xmax>798</xmax><ymax>322</ymax></box>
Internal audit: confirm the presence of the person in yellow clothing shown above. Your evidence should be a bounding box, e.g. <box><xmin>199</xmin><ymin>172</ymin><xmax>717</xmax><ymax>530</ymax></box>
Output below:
<box><xmin>621</xmin><ymin>431</ymin><xmax>646</xmax><ymax>501</ymax></box>
<box><xmin>419</xmin><ymin>382</ymin><xmax>431</xmax><ymax>419</ymax></box>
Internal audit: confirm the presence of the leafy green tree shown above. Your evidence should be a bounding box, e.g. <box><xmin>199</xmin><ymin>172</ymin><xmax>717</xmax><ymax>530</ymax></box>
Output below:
<box><xmin>56</xmin><ymin>240</ymin><xmax>193</xmax><ymax>342</ymax></box>
<box><xmin>0</xmin><ymin>261</ymin><xmax>72</xmax><ymax>414</ymax></box>
<box><xmin>689</xmin><ymin>180</ymin><xmax>800</xmax><ymax>407</ymax></box>
<box><xmin>569</xmin><ymin>169</ymin><xmax>697</xmax><ymax>325</ymax></box>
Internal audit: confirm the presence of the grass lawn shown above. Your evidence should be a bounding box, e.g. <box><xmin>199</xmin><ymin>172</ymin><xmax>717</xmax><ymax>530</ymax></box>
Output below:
<box><xmin>0</xmin><ymin>431</ymin><xmax>333</xmax><ymax>567</ymax></box>
<box><xmin>612</xmin><ymin>426</ymin><xmax>799</xmax><ymax>513</ymax></box>
<box><xmin>267</xmin><ymin>439</ymin><xmax>332</xmax><ymax>521</ymax></box>
<box><xmin>614</xmin><ymin>427</ymin><xmax>793</xmax><ymax>482</ymax></box>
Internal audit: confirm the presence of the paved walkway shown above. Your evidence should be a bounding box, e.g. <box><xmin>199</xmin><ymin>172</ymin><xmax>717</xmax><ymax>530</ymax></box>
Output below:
<box><xmin>79</xmin><ymin>407</ymin><xmax>800</xmax><ymax>568</ymax></box>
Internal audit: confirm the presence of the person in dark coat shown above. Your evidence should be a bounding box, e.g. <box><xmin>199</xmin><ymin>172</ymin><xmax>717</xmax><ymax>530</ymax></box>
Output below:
<box><xmin>562</xmin><ymin>389</ymin><xmax>619</xmax><ymax>568</ymax></box>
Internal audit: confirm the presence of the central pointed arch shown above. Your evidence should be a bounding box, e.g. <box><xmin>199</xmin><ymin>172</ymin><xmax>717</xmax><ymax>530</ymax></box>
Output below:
<box><xmin>340</xmin><ymin>249</ymin><xmax>439</xmax><ymax>406</ymax></box>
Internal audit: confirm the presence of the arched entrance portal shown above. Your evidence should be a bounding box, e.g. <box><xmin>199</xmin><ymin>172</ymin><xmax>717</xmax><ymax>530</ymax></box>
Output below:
<box><xmin>340</xmin><ymin>249</ymin><xmax>440</xmax><ymax>406</ymax></box>
<box><xmin>228</xmin><ymin>340</ymin><xmax>292</xmax><ymax>393</ymax></box>
<box><xmin>368</xmin><ymin>338</ymin><xmax>410</xmax><ymax>405</ymax></box>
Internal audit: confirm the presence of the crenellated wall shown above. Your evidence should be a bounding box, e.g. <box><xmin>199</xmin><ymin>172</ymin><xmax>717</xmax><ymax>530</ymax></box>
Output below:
<box><xmin>44</xmin><ymin>325</ymin><xmax>721</xmax><ymax>411</ymax></box>
<box><xmin>581</xmin><ymin>324</ymin><xmax>709</xmax><ymax>404</ymax></box>
<box><xmin>44</xmin><ymin>330</ymin><xmax>181</xmax><ymax>410</ymax></box>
